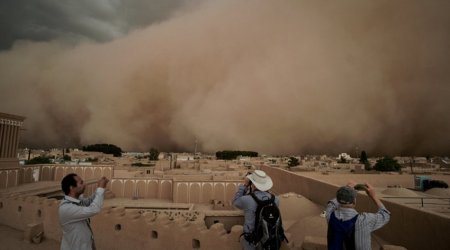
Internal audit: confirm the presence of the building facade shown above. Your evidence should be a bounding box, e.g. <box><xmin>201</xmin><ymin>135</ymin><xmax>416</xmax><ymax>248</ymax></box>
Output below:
<box><xmin>0</xmin><ymin>112</ymin><xmax>25</xmax><ymax>169</ymax></box>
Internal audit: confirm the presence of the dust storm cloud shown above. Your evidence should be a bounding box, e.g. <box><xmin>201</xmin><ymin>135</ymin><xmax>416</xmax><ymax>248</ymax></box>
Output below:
<box><xmin>0</xmin><ymin>0</ymin><xmax>449</xmax><ymax>156</ymax></box>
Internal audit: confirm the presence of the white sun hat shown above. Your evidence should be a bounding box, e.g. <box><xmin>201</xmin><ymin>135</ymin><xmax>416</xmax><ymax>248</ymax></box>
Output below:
<box><xmin>247</xmin><ymin>170</ymin><xmax>273</xmax><ymax>191</ymax></box>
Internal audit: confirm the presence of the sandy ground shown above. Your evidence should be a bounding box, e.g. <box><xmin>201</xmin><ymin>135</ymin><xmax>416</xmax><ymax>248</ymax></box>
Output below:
<box><xmin>0</xmin><ymin>225</ymin><xmax>59</xmax><ymax>250</ymax></box>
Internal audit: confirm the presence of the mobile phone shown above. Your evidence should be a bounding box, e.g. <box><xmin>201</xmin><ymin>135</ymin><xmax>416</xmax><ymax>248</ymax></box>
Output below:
<box><xmin>245</xmin><ymin>172</ymin><xmax>252</xmax><ymax>192</ymax></box>
<box><xmin>354</xmin><ymin>184</ymin><xmax>368</xmax><ymax>191</ymax></box>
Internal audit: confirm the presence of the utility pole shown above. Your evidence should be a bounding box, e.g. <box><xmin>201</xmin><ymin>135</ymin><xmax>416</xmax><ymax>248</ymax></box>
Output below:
<box><xmin>194</xmin><ymin>139</ymin><xmax>199</xmax><ymax>170</ymax></box>
<box><xmin>194</xmin><ymin>139</ymin><xmax>198</xmax><ymax>156</ymax></box>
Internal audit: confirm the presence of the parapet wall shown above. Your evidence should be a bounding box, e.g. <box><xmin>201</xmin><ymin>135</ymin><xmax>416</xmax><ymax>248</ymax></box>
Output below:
<box><xmin>108</xmin><ymin>179</ymin><xmax>242</xmax><ymax>204</ymax></box>
<box><xmin>0</xmin><ymin>165</ymin><xmax>114</xmax><ymax>189</ymax></box>
<box><xmin>0</xmin><ymin>195</ymin><xmax>244</xmax><ymax>249</ymax></box>
<box><xmin>110</xmin><ymin>178</ymin><xmax>173</xmax><ymax>200</ymax></box>
<box><xmin>92</xmin><ymin>207</ymin><xmax>243</xmax><ymax>250</ymax></box>
<box><xmin>0</xmin><ymin>179</ymin><xmax>99</xmax><ymax>241</ymax></box>
<box><xmin>173</xmin><ymin>180</ymin><xmax>241</xmax><ymax>204</ymax></box>
<box><xmin>261</xmin><ymin>165</ymin><xmax>450</xmax><ymax>250</ymax></box>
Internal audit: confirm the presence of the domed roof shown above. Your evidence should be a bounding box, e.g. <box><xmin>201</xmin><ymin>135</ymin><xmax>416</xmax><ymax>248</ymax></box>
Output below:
<box><xmin>425</xmin><ymin>188</ymin><xmax>450</xmax><ymax>197</ymax></box>
<box><xmin>381</xmin><ymin>187</ymin><xmax>418</xmax><ymax>197</ymax></box>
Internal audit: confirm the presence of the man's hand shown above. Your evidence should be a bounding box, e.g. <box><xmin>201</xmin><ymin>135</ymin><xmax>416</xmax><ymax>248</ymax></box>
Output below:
<box><xmin>364</xmin><ymin>183</ymin><xmax>376</xmax><ymax>198</ymax></box>
<box><xmin>346</xmin><ymin>180</ymin><xmax>357</xmax><ymax>188</ymax></box>
<box><xmin>364</xmin><ymin>182</ymin><xmax>384</xmax><ymax>209</ymax></box>
<box><xmin>244</xmin><ymin>176</ymin><xmax>251</xmax><ymax>187</ymax></box>
<box><xmin>97</xmin><ymin>177</ymin><xmax>109</xmax><ymax>188</ymax></box>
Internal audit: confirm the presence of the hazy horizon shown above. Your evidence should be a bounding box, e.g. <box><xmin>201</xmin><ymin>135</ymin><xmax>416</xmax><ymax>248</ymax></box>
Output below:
<box><xmin>1</xmin><ymin>0</ymin><xmax>449</xmax><ymax>156</ymax></box>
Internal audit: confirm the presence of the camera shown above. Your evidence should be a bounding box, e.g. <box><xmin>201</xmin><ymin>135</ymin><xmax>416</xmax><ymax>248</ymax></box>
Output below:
<box><xmin>354</xmin><ymin>184</ymin><xmax>368</xmax><ymax>191</ymax></box>
<box><xmin>246</xmin><ymin>172</ymin><xmax>253</xmax><ymax>186</ymax></box>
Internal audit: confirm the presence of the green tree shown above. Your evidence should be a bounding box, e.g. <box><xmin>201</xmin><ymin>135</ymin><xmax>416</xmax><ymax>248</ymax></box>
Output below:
<box><xmin>374</xmin><ymin>156</ymin><xmax>401</xmax><ymax>172</ymax></box>
<box><xmin>82</xmin><ymin>144</ymin><xmax>122</xmax><ymax>157</ymax></box>
<box><xmin>148</xmin><ymin>148</ymin><xmax>159</xmax><ymax>161</ymax></box>
<box><xmin>359</xmin><ymin>150</ymin><xmax>372</xmax><ymax>170</ymax></box>
<box><xmin>63</xmin><ymin>155</ymin><xmax>71</xmax><ymax>161</ymax></box>
<box><xmin>26</xmin><ymin>156</ymin><xmax>52</xmax><ymax>165</ymax></box>
<box><xmin>216</xmin><ymin>150</ymin><xmax>258</xmax><ymax>160</ymax></box>
<box><xmin>288</xmin><ymin>157</ymin><xmax>300</xmax><ymax>167</ymax></box>
<box><xmin>359</xmin><ymin>151</ymin><xmax>368</xmax><ymax>164</ymax></box>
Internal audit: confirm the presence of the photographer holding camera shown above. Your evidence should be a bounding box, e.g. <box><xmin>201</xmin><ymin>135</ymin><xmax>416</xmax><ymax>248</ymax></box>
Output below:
<box><xmin>326</xmin><ymin>182</ymin><xmax>391</xmax><ymax>250</ymax></box>
<box><xmin>233</xmin><ymin>170</ymin><xmax>287</xmax><ymax>250</ymax></box>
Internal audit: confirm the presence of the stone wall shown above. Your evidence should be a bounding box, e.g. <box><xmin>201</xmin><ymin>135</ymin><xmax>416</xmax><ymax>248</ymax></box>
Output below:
<box><xmin>261</xmin><ymin>165</ymin><xmax>450</xmax><ymax>250</ymax></box>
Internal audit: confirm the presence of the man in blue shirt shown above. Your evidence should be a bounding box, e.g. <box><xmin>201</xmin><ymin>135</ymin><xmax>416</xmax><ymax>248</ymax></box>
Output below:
<box><xmin>233</xmin><ymin>170</ymin><xmax>279</xmax><ymax>250</ymax></box>
<box><xmin>59</xmin><ymin>173</ymin><xmax>109</xmax><ymax>250</ymax></box>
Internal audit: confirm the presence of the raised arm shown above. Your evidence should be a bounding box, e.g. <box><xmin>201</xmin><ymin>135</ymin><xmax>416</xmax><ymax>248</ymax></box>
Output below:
<box><xmin>79</xmin><ymin>177</ymin><xmax>109</xmax><ymax>206</ymax></box>
<box><xmin>362</xmin><ymin>182</ymin><xmax>391</xmax><ymax>231</ymax></box>
<box><xmin>365</xmin><ymin>183</ymin><xmax>384</xmax><ymax>209</ymax></box>
<box><xmin>60</xmin><ymin>188</ymin><xmax>105</xmax><ymax>225</ymax></box>
<box><xmin>232</xmin><ymin>175</ymin><xmax>251</xmax><ymax>209</ymax></box>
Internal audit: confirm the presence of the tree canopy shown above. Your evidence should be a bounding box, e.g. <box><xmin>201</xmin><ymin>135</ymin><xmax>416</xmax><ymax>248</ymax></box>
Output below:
<box><xmin>359</xmin><ymin>150</ymin><xmax>372</xmax><ymax>170</ymax></box>
<box><xmin>216</xmin><ymin>150</ymin><xmax>258</xmax><ymax>160</ymax></box>
<box><xmin>148</xmin><ymin>148</ymin><xmax>159</xmax><ymax>161</ymax></box>
<box><xmin>374</xmin><ymin>156</ymin><xmax>401</xmax><ymax>172</ymax></box>
<box><xmin>82</xmin><ymin>144</ymin><xmax>122</xmax><ymax>157</ymax></box>
<box><xmin>25</xmin><ymin>156</ymin><xmax>52</xmax><ymax>165</ymax></box>
<box><xmin>288</xmin><ymin>157</ymin><xmax>300</xmax><ymax>167</ymax></box>
<box><xmin>359</xmin><ymin>151</ymin><xmax>368</xmax><ymax>164</ymax></box>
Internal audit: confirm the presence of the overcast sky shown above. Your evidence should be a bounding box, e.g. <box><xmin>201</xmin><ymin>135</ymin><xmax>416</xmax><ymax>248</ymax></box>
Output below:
<box><xmin>0</xmin><ymin>0</ymin><xmax>449</xmax><ymax>156</ymax></box>
<box><xmin>0</xmin><ymin>0</ymin><xmax>184</xmax><ymax>50</ymax></box>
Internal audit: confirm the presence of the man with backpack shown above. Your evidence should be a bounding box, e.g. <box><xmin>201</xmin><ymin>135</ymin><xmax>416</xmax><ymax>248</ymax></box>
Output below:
<box><xmin>233</xmin><ymin>170</ymin><xmax>287</xmax><ymax>250</ymax></box>
<box><xmin>326</xmin><ymin>182</ymin><xmax>391</xmax><ymax>250</ymax></box>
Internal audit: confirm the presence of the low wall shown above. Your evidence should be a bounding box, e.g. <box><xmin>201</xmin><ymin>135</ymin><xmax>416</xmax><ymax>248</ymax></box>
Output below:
<box><xmin>92</xmin><ymin>207</ymin><xmax>243</xmax><ymax>250</ymax></box>
<box><xmin>0</xmin><ymin>180</ymin><xmax>99</xmax><ymax>241</ymax></box>
<box><xmin>0</xmin><ymin>165</ymin><xmax>114</xmax><ymax>189</ymax></box>
<box><xmin>110</xmin><ymin>178</ymin><xmax>173</xmax><ymax>200</ymax></box>
<box><xmin>108</xmin><ymin>179</ymin><xmax>243</xmax><ymax>204</ymax></box>
<box><xmin>261</xmin><ymin>165</ymin><xmax>450</xmax><ymax>250</ymax></box>
<box><xmin>0</xmin><ymin>196</ymin><xmax>244</xmax><ymax>249</ymax></box>
<box><xmin>173</xmin><ymin>180</ymin><xmax>242</xmax><ymax>204</ymax></box>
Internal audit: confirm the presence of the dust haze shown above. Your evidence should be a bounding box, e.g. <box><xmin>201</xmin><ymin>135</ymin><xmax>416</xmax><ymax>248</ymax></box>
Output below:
<box><xmin>1</xmin><ymin>0</ymin><xmax>449</xmax><ymax>156</ymax></box>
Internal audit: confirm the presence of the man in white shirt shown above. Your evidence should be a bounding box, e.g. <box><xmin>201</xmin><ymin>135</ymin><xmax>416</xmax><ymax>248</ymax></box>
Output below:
<box><xmin>59</xmin><ymin>173</ymin><xmax>109</xmax><ymax>250</ymax></box>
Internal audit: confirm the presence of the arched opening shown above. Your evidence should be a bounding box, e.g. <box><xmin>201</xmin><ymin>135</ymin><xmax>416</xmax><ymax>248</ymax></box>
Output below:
<box><xmin>151</xmin><ymin>230</ymin><xmax>158</xmax><ymax>239</ymax></box>
<box><xmin>192</xmin><ymin>239</ymin><xmax>200</xmax><ymax>249</ymax></box>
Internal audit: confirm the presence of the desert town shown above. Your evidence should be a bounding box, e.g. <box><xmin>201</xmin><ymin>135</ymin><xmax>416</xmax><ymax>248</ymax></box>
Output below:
<box><xmin>1</xmin><ymin>112</ymin><xmax>450</xmax><ymax>250</ymax></box>
<box><xmin>1</xmin><ymin>1</ymin><xmax>450</xmax><ymax>249</ymax></box>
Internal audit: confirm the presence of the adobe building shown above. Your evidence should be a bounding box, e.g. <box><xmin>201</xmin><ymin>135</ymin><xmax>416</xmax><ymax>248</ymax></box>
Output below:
<box><xmin>0</xmin><ymin>112</ymin><xmax>25</xmax><ymax>169</ymax></box>
<box><xmin>0</xmin><ymin>112</ymin><xmax>25</xmax><ymax>189</ymax></box>
<box><xmin>1</xmin><ymin>146</ymin><xmax>450</xmax><ymax>249</ymax></box>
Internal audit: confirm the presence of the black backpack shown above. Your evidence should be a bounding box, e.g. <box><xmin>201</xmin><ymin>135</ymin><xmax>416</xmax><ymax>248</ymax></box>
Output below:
<box><xmin>244</xmin><ymin>193</ymin><xmax>288</xmax><ymax>250</ymax></box>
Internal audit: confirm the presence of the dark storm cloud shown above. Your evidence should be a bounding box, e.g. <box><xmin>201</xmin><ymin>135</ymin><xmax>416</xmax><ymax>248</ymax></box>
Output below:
<box><xmin>0</xmin><ymin>0</ymin><xmax>449</xmax><ymax>156</ymax></box>
<box><xmin>0</xmin><ymin>0</ymin><xmax>184</xmax><ymax>50</ymax></box>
